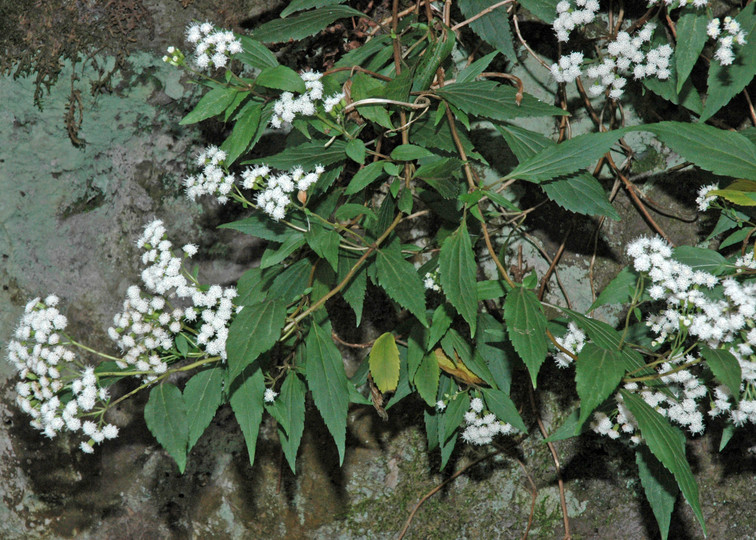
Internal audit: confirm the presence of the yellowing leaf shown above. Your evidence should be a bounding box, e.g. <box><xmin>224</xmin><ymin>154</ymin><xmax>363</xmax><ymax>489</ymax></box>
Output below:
<box><xmin>369</xmin><ymin>333</ymin><xmax>401</xmax><ymax>393</ymax></box>
<box><xmin>434</xmin><ymin>348</ymin><xmax>484</xmax><ymax>386</ymax></box>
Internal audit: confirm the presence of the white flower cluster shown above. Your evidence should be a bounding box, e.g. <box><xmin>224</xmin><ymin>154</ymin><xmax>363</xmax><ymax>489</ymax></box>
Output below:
<box><xmin>423</xmin><ymin>271</ymin><xmax>442</xmax><ymax>293</ymax></box>
<box><xmin>241</xmin><ymin>164</ymin><xmax>324</xmax><ymax>221</ymax></box>
<box><xmin>553</xmin><ymin>0</ymin><xmax>599</xmax><ymax>42</ymax></box>
<box><xmin>185</xmin><ymin>22</ymin><xmax>242</xmax><ymax>71</ymax></box>
<box><xmin>162</xmin><ymin>46</ymin><xmax>185</xmax><ymax>67</ymax></box>
<box><xmin>552</xmin><ymin>322</ymin><xmax>585</xmax><ymax>368</ymax></box>
<box><xmin>264</xmin><ymin>388</ymin><xmax>278</xmax><ymax>403</ymax></box>
<box><xmin>550</xmin><ymin>52</ymin><xmax>584</xmax><ymax>84</ymax></box>
<box><xmin>7</xmin><ymin>297</ymin><xmax>118</xmax><ymax>453</ymax></box>
<box><xmin>461</xmin><ymin>397</ymin><xmax>516</xmax><ymax>445</ymax></box>
<box><xmin>707</xmin><ymin>16</ymin><xmax>748</xmax><ymax>66</ymax></box>
<box><xmin>735</xmin><ymin>251</ymin><xmax>756</xmax><ymax>272</ymax></box>
<box><xmin>695</xmin><ymin>183</ymin><xmax>718</xmax><ymax>212</ymax></box>
<box><xmin>647</xmin><ymin>0</ymin><xmax>708</xmax><ymax>7</ymax></box>
<box><xmin>585</xmin><ymin>24</ymin><xmax>670</xmax><ymax>99</ymax></box>
<box><xmin>270</xmin><ymin>71</ymin><xmax>345</xmax><ymax>128</ymax></box>
<box><xmin>184</xmin><ymin>146</ymin><xmax>236</xmax><ymax>204</ymax></box>
<box><xmin>109</xmin><ymin>220</ymin><xmax>237</xmax><ymax>379</ymax></box>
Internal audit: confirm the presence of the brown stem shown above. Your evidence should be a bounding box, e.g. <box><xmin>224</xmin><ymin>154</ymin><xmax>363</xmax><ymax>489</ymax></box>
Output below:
<box><xmin>451</xmin><ymin>0</ymin><xmax>513</xmax><ymax>31</ymax></box>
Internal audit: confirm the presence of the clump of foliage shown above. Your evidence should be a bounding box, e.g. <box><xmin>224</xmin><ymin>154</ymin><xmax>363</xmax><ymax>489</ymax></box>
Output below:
<box><xmin>8</xmin><ymin>1</ymin><xmax>756</xmax><ymax>537</ymax></box>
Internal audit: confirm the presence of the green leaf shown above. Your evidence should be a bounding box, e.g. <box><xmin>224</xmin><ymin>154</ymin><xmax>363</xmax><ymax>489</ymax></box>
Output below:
<box><xmin>481</xmin><ymin>388</ymin><xmax>527</xmax><ymax>433</ymax></box>
<box><xmin>541</xmin><ymin>173</ymin><xmax>620</xmax><ymax>220</ymax></box>
<box><xmin>672</xmin><ymin>245</ymin><xmax>729</xmax><ymax>275</ymax></box>
<box><xmin>575</xmin><ymin>344</ymin><xmax>626</xmax><ymax>428</ymax></box>
<box><xmin>701</xmin><ymin>347</ymin><xmax>741</xmax><ymax>404</ymax></box>
<box><xmin>226</xmin><ymin>300</ymin><xmax>286</xmax><ymax>380</ymax></box>
<box><xmin>229</xmin><ymin>366</ymin><xmax>266</xmax><ymax>467</ymax></box>
<box><xmin>494</xmin><ymin>122</ymin><xmax>550</xmax><ymax>161</ymax></box>
<box><xmin>260</xmin><ymin>233</ymin><xmax>306</xmax><ymax>268</ymax></box>
<box><xmin>720</xmin><ymin>227</ymin><xmax>753</xmax><ymax>249</ymax></box>
<box><xmin>415</xmin><ymin>353</ymin><xmax>441</xmax><ymax>407</ymax></box>
<box><xmin>277</xmin><ymin>371</ymin><xmax>306</xmax><ymax>473</ymax></box>
<box><xmin>476</xmin><ymin>313</ymin><xmax>512</xmax><ymax>394</ymax></box>
<box><xmin>477</xmin><ymin>279</ymin><xmax>510</xmax><ymax>300</ymax></box>
<box><xmin>268</xmin><ymin>258</ymin><xmax>312</xmax><ymax>304</ymax></box>
<box><xmin>384</xmin><ymin>67</ymin><xmax>414</xmax><ymax>102</ymax></box>
<box><xmin>458</xmin><ymin>0</ymin><xmax>517</xmax><ymax>62</ymax></box>
<box><xmin>436</xmin><ymin>80</ymin><xmax>567</xmax><ymax>121</ymax></box>
<box><xmin>306</xmin><ymin>321</ymin><xmax>351</xmax><ymax>465</ymax></box>
<box><xmin>375</xmin><ymin>243</ymin><xmax>428</xmax><ymax>326</ymax></box>
<box><xmin>345</xmin><ymin>138</ymin><xmax>367</xmax><ymax>164</ymax></box>
<box><xmin>413</xmin><ymin>31</ymin><xmax>456</xmax><ymax>91</ymax></box>
<box><xmin>338</xmin><ymin>252</ymin><xmax>368</xmax><ymax>326</ymax></box>
<box><xmin>443</xmin><ymin>391</ymin><xmax>470</xmax><ymax>442</ymax></box>
<box><xmin>281</xmin><ymin>0</ymin><xmax>346</xmax><ymax>17</ymax></box>
<box><xmin>675</xmin><ymin>7</ymin><xmax>709</xmax><ymax>93</ymax></box>
<box><xmin>636</xmin><ymin>446</ymin><xmax>678</xmax><ymax>540</ymax></box>
<box><xmin>391</xmin><ymin>144</ymin><xmax>435</xmax><ymax>161</ymax></box>
<box><xmin>504</xmin><ymin>286</ymin><xmax>548</xmax><ymax>387</ymax></box>
<box><xmin>414</xmin><ymin>158</ymin><xmax>463</xmax><ymax>198</ymax></box>
<box><xmin>144</xmin><ymin>383</ymin><xmax>189</xmax><ymax>472</ymax></box>
<box><xmin>428</xmin><ymin>303</ymin><xmax>455</xmax><ymax>349</ymax></box>
<box><xmin>369</xmin><ymin>332</ymin><xmax>401</xmax><ymax>393</ymax></box>
<box><xmin>589</xmin><ymin>267</ymin><xmax>638</xmax><ymax>310</ymax></box>
<box><xmin>219</xmin><ymin>213</ymin><xmax>302</xmax><ymax>242</ymax></box>
<box><xmin>345</xmin><ymin>161</ymin><xmax>386</xmax><ymax>194</ymax></box>
<box><xmin>252</xmin><ymin>6</ymin><xmax>366</xmax><ymax>42</ymax></box>
<box><xmin>543</xmin><ymin>409</ymin><xmax>584</xmax><ymax>442</ymax></box>
<box><xmin>306</xmin><ymin>225</ymin><xmax>340</xmax><ymax>271</ymax></box>
<box><xmin>700</xmin><ymin>3</ymin><xmax>756</xmax><ymax>121</ymax></box>
<box><xmin>184</xmin><ymin>367</ymin><xmax>224</xmax><ymax>453</ymax></box>
<box><xmin>238</xmin><ymin>36</ymin><xmax>279</xmax><ymax>69</ymax></box>
<box><xmin>504</xmin><ymin>130</ymin><xmax>626</xmax><ymax>183</ymax></box>
<box><xmin>334</xmin><ymin>203</ymin><xmax>377</xmax><ymax>222</ymax></box>
<box><xmin>458</xmin><ymin>51</ymin><xmax>499</xmax><ymax>83</ymax></box>
<box><xmin>251</xmin><ymin>139</ymin><xmax>347</xmax><ymax>170</ymax></box>
<box><xmin>621</xmin><ymin>390</ymin><xmax>706</xmax><ymax>534</ymax></box>
<box><xmin>180</xmin><ymin>86</ymin><xmax>239</xmax><ymax>125</ymax></box>
<box><xmin>642</xmin><ymin>122</ymin><xmax>756</xmax><ymax>181</ymax></box>
<box><xmin>517</xmin><ymin>0</ymin><xmax>558</xmax><ymax>23</ymax></box>
<box><xmin>220</xmin><ymin>101</ymin><xmax>262</xmax><ymax>166</ymax></box>
<box><xmin>720</xmin><ymin>424</ymin><xmax>736</xmax><ymax>451</ymax></box>
<box><xmin>255</xmin><ymin>65</ymin><xmax>306</xmax><ymax>93</ymax></box>
<box><xmin>175</xmin><ymin>334</ymin><xmax>189</xmax><ymax>357</ymax></box>
<box><xmin>385</xmin><ymin>346</ymin><xmax>411</xmax><ymax>409</ymax></box>
<box><xmin>439</xmin><ymin>220</ymin><xmax>478</xmax><ymax>336</ymax></box>
<box><xmin>351</xmin><ymin>73</ymin><xmax>394</xmax><ymax>129</ymax></box>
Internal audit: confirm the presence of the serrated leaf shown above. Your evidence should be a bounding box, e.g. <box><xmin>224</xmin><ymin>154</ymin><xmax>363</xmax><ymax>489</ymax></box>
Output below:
<box><xmin>413</xmin><ymin>31</ymin><xmax>455</xmax><ymax>91</ymax></box>
<box><xmin>385</xmin><ymin>346</ymin><xmax>411</xmax><ymax>409</ymax></box>
<box><xmin>621</xmin><ymin>390</ymin><xmax>706</xmax><ymax>534</ymax></box>
<box><xmin>229</xmin><ymin>366</ymin><xmax>265</xmax><ymax>467</ymax></box>
<box><xmin>543</xmin><ymin>409</ymin><xmax>583</xmax><ymax>442</ymax></box>
<box><xmin>517</xmin><ymin>0</ymin><xmax>559</xmax><ymax>23</ymax></box>
<box><xmin>481</xmin><ymin>388</ymin><xmax>527</xmax><ymax>433</ymax></box>
<box><xmin>434</xmin><ymin>348</ymin><xmax>485</xmax><ymax>386</ymax></box>
<box><xmin>720</xmin><ymin>227</ymin><xmax>753</xmax><ymax>249</ymax></box>
<box><xmin>476</xmin><ymin>313</ymin><xmax>512</xmax><ymax>393</ymax></box>
<box><xmin>219</xmin><ymin>213</ymin><xmax>301</xmax><ymax>242</ymax></box>
<box><xmin>541</xmin><ymin>172</ymin><xmax>620</xmax><ymax>220</ymax></box>
<box><xmin>504</xmin><ymin>286</ymin><xmax>548</xmax><ymax>387</ymax></box>
<box><xmin>589</xmin><ymin>267</ymin><xmax>639</xmax><ymax>310</ymax></box>
<box><xmin>260</xmin><ymin>233</ymin><xmax>306</xmax><ymax>268</ymax></box>
<box><xmin>351</xmin><ymin>73</ymin><xmax>394</xmax><ymax>129</ymax></box>
<box><xmin>494</xmin><ymin>123</ymin><xmax>549</xmax><ymax>161</ymax></box>
<box><xmin>428</xmin><ymin>303</ymin><xmax>455</xmax><ymax>349</ymax></box>
<box><xmin>384</xmin><ymin>67</ymin><xmax>414</xmax><ymax>102</ymax></box>
<box><xmin>701</xmin><ymin>347</ymin><xmax>741</xmax><ymax>404</ymax></box>
<box><xmin>701</xmin><ymin>3</ymin><xmax>756</xmax><ymax>121</ymax></box>
<box><xmin>391</xmin><ymin>144</ymin><xmax>435</xmax><ymax>161</ymax></box>
<box><xmin>268</xmin><ymin>258</ymin><xmax>312</xmax><ymax>304</ymax></box>
<box><xmin>458</xmin><ymin>0</ymin><xmax>517</xmax><ymax>62</ymax></box>
<box><xmin>375</xmin><ymin>243</ymin><xmax>428</xmax><ymax>326</ymax></box>
<box><xmin>306</xmin><ymin>321</ymin><xmax>350</xmax><ymax>465</ymax></box>
<box><xmin>306</xmin><ymin>224</ymin><xmax>340</xmax><ymax>271</ymax></box>
<box><xmin>238</xmin><ymin>36</ymin><xmax>279</xmax><ymax>69</ymax></box>
<box><xmin>345</xmin><ymin>161</ymin><xmax>386</xmax><ymax>194</ymax></box>
<box><xmin>436</xmin><ymin>80</ymin><xmax>567</xmax><ymax>121</ymax></box>
<box><xmin>277</xmin><ymin>371</ymin><xmax>306</xmax><ymax>473</ymax></box>
<box><xmin>255</xmin><ymin>65</ymin><xmax>306</xmax><ymax>93</ymax></box>
<box><xmin>576</xmin><ymin>344</ymin><xmax>626</xmax><ymax>427</ymax></box>
<box><xmin>345</xmin><ymin>138</ymin><xmax>367</xmax><ymax>164</ymax></box>
<box><xmin>439</xmin><ymin>220</ymin><xmax>478</xmax><ymax>336</ymax></box>
<box><xmin>338</xmin><ymin>252</ymin><xmax>368</xmax><ymax>326</ymax></box>
<box><xmin>642</xmin><ymin>122</ymin><xmax>756</xmax><ymax>181</ymax></box>
<box><xmin>369</xmin><ymin>333</ymin><xmax>401</xmax><ymax>393</ymax></box>
<box><xmin>504</xmin><ymin>130</ymin><xmax>626</xmax><ymax>183</ymax></box>
<box><xmin>250</xmin><ymin>139</ymin><xmax>347</xmax><ymax>170</ymax></box>
<box><xmin>226</xmin><ymin>300</ymin><xmax>286</xmax><ymax>380</ymax></box>
<box><xmin>281</xmin><ymin>0</ymin><xmax>346</xmax><ymax>17</ymax></box>
<box><xmin>144</xmin><ymin>383</ymin><xmax>188</xmax><ymax>472</ymax></box>
<box><xmin>180</xmin><ymin>86</ymin><xmax>239</xmax><ymax>125</ymax></box>
<box><xmin>414</xmin><ymin>158</ymin><xmax>463</xmax><ymax>198</ymax></box>
<box><xmin>636</xmin><ymin>446</ymin><xmax>678</xmax><ymax>540</ymax></box>
<box><xmin>252</xmin><ymin>6</ymin><xmax>365</xmax><ymax>42</ymax></box>
<box><xmin>184</xmin><ymin>367</ymin><xmax>224</xmax><ymax>453</ymax></box>
<box><xmin>443</xmin><ymin>391</ymin><xmax>470</xmax><ymax>442</ymax></box>
<box><xmin>220</xmin><ymin>101</ymin><xmax>262</xmax><ymax>166</ymax></box>
<box><xmin>415</xmin><ymin>353</ymin><xmax>441</xmax><ymax>406</ymax></box>
<box><xmin>476</xmin><ymin>279</ymin><xmax>510</xmax><ymax>300</ymax></box>
<box><xmin>672</xmin><ymin>245</ymin><xmax>728</xmax><ymax>275</ymax></box>
<box><xmin>411</xmin><ymin>114</ymin><xmax>483</xmax><ymax>161</ymax></box>
<box><xmin>675</xmin><ymin>7</ymin><xmax>709</xmax><ymax>93</ymax></box>
<box><xmin>458</xmin><ymin>51</ymin><xmax>499</xmax><ymax>83</ymax></box>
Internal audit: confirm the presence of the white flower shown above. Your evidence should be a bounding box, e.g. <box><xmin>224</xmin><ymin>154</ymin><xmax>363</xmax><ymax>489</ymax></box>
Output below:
<box><xmin>264</xmin><ymin>388</ymin><xmax>278</xmax><ymax>403</ymax></box>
